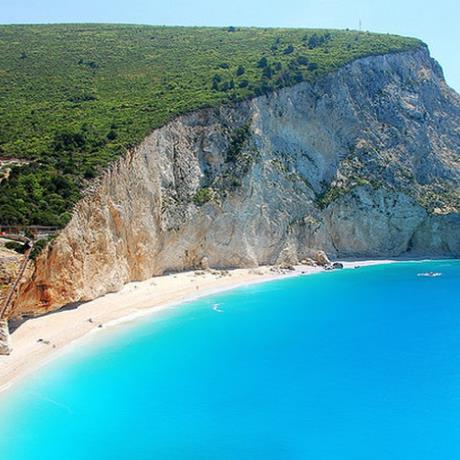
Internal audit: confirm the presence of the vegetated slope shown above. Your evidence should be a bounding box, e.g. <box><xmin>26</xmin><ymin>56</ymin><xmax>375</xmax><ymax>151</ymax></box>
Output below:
<box><xmin>0</xmin><ymin>24</ymin><xmax>421</xmax><ymax>227</ymax></box>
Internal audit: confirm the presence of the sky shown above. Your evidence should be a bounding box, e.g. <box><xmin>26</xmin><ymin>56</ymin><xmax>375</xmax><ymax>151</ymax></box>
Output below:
<box><xmin>1</xmin><ymin>0</ymin><xmax>459</xmax><ymax>92</ymax></box>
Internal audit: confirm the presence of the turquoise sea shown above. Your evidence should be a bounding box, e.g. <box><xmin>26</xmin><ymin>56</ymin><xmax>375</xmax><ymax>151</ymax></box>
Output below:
<box><xmin>0</xmin><ymin>260</ymin><xmax>459</xmax><ymax>459</ymax></box>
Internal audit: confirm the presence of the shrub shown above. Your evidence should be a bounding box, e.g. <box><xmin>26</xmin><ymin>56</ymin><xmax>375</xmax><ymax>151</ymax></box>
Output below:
<box><xmin>53</xmin><ymin>131</ymin><xmax>86</xmax><ymax>152</ymax></box>
<box><xmin>30</xmin><ymin>238</ymin><xmax>49</xmax><ymax>260</ymax></box>
<box><xmin>68</xmin><ymin>94</ymin><xmax>97</xmax><ymax>103</ymax></box>
<box><xmin>262</xmin><ymin>66</ymin><xmax>273</xmax><ymax>79</ymax></box>
<box><xmin>296</xmin><ymin>56</ymin><xmax>309</xmax><ymax>66</ymax></box>
<box><xmin>236</xmin><ymin>65</ymin><xmax>245</xmax><ymax>76</ymax></box>
<box><xmin>257</xmin><ymin>57</ymin><xmax>268</xmax><ymax>68</ymax></box>
<box><xmin>107</xmin><ymin>129</ymin><xmax>118</xmax><ymax>141</ymax></box>
<box><xmin>5</xmin><ymin>241</ymin><xmax>26</xmax><ymax>254</ymax></box>
<box><xmin>211</xmin><ymin>74</ymin><xmax>222</xmax><ymax>90</ymax></box>
<box><xmin>316</xmin><ymin>185</ymin><xmax>347</xmax><ymax>209</ymax></box>
<box><xmin>226</xmin><ymin>124</ymin><xmax>251</xmax><ymax>163</ymax></box>
<box><xmin>193</xmin><ymin>187</ymin><xmax>212</xmax><ymax>206</ymax></box>
<box><xmin>220</xmin><ymin>81</ymin><xmax>233</xmax><ymax>91</ymax></box>
<box><xmin>308</xmin><ymin>34</ymin><xmax>319</xmax><ymax>49</ymax></box>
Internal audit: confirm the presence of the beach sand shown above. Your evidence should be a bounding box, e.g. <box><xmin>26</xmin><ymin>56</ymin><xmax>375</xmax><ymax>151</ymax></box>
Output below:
<box><xmin>0</xmin><ymin>260</ymin><xmax>393</xmax><ymax>393</ymax></box>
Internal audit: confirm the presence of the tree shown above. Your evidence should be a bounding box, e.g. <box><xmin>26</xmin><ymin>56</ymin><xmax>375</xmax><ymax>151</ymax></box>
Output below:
<box><xmin>211</xmin><ymin>74</ymin><xmax>222</xmax><ymax>91</ymax></box>
<box><xmin>293</xmin><ymin>72</ymin><xmax>304</xmax><ymax>83</ymax></box>
<box><xmin>0</xmin><ymin>204</ymin><xmax>25</xmax><ymax>225</ymax></box>
<box><xmin>52</xmin><ymin>131</ymin><xmax>86</xmax><ymax>152</ymax></box>
<box><xmin>296</xmin><ymin>56</ymin><xmax>309</xmax><ymax>66</ymax></box>
<box><xmin>236</xmin><ymin>65</ymin><xmax>245</xmax><ymax>76</ymax></box>
<box><xmin>276</xmin><ymin>71</ymin><xmax>292</xmax><ymax>86</ymax></box>
<box><xmin>262</xmin><ymin>66</ymin><xmax>273</xmax><ymax>79</ymax></box>
<box><xmin>283</xmin><ymin>45</ymin><xmax>294</xmax><ymax>55</ymax></box>
<box><xmin>271</xmin><ymin>37</ymin><xmax>281</xmax><ymax>51</ymax></box>
<box><xmin>257</xmin><ymin>57</ymin><xmax>268</xmax><ymax>68</ymax></box>
<box><xmin>308</xmin><ymin>34</ymin><xmax>319</xmax><ymax>49</ymax></box>
<box><xmin>107</xmin><ymin>129</ymin><xmax>117</xmax><ymax>141</ymax></box>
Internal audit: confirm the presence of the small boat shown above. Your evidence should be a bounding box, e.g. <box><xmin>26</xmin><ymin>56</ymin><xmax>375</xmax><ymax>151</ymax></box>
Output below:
<box><xmin>417</xmin><ymin>272</ymin><xmax>442</xmax><ymax>278</ymax></box>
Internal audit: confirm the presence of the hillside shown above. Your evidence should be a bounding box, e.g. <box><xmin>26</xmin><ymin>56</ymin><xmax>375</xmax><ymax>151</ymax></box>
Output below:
<box><xmin>0</xmin><ymin>24</ymin><xmax>422</xmax><ymax>227</ymax></box>
<box><xmin>9</xmin><ymin>43</ymin><xmax>460</xmax><ymax>317</ymax></box>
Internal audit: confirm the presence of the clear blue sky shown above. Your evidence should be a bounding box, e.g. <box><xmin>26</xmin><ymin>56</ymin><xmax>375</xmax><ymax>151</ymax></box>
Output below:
<box><xmin>2</xmin><ymin>0</ymin><xmax>459</xmax><ymax>92</ymax></box>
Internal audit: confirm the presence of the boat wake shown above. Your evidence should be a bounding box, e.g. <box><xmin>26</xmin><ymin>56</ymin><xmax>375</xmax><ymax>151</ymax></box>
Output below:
<box><xmin>212</xmin><ymin>303</ymin><xmax>224</xmax><ymax>313</ymax></box>
<box><xmin>417</xmin><ymin>272</ymin><xmax>442</xmax><ymax>278</ymax></box>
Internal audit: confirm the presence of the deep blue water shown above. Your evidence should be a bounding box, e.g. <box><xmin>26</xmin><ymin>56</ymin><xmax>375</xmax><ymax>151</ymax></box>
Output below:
<box><xmin>0</xmin><ymin>260</ymin><xmax>459</xmax><ymax>459</ymax></box>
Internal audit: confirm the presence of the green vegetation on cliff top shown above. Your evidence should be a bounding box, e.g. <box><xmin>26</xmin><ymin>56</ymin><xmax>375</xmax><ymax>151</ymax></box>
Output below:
<box><xmin>0</xmin><ymin>24</ymin><xmax>422</xmax><ymax>226</ymax></box>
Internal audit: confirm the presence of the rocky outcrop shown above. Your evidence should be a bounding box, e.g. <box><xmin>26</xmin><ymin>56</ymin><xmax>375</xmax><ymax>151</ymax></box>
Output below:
<box><xmin>0</xmin><ymin>320</ymin><xmax>12</xmax><ymax>354</ymax></box>
<box><xmin>410</xmin><ymin>213</ymin><xmax>460</xmax><ymax>256</ymax></box>
<box><xmin>313</xmin><ymin>250</ymin><xmax>331</xmax><ymax>267</ymax></box>
<box><xmin>322</xmin><ymin>187</ymin><xmax>428</xmax><ymax>257</ymax></box>
<box><xmin>11</xmin><ymin>46</ymin><xmax>460</xmax><ymax>318</ymax></box>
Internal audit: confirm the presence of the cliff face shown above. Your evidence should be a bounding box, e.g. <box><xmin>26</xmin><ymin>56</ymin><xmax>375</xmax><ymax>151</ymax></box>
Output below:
<box><xmin>13</xmin><ymin>46</ymin><xmax>460</xmax><ymax>317</ymax></box>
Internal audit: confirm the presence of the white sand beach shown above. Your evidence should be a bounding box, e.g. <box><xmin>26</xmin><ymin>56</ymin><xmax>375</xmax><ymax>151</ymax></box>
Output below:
<box><xmin>0</xmin><ymin>260</ymin><xmax>394</xmax><ymax>393</ymax></box>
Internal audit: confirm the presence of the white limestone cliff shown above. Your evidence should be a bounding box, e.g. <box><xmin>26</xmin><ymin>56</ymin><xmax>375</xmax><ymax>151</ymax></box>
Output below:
<box><xmin>11</xmin><ymin>46</ymin><xmax>460</xmax><ymax>318</ymax></box>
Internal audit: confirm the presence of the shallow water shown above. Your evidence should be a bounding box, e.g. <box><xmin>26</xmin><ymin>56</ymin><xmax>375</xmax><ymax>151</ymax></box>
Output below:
<box><xmin>0</xmin><ymin>261</ymin><xmax>459</xmax><ymax>459</ymax></box>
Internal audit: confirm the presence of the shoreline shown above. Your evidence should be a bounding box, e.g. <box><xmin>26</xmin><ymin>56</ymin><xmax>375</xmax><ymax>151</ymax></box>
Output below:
<box><xmin>0</xmin><ymin>259</ymin><xmax>409</xmax><ymax>394</ymax></box>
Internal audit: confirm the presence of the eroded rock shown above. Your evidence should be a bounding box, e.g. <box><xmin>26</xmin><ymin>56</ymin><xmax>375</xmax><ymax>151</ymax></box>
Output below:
<box><xmin>0</xmin><ymin>320</ymin><xmax>12</xmax><ymax>355</ymax></box>
<box><xmin>11</xmin><ymin>47</ymin><xmax>460</xmax><ymax>318</ymax></box>
<box><xmin>314</xmin><ymin>251</ymin><xmax>331</xmax><ymax>267</ymax></box>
